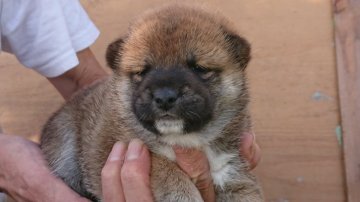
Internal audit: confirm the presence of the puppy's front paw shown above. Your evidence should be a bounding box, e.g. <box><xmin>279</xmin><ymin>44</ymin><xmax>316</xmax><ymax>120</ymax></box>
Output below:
<box><xmin>215</xmin><ymin>175</ymin><xmax>264</xmax><ymax>202</ymax></box>
<box><xmin>157</xmin><ymin>190</ymin><xmax>203</xmax><ymax>202</ymax></box>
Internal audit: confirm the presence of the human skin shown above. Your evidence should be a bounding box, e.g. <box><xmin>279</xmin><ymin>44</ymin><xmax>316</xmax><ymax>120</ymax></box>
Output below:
<box><xmin>0</xmin><ymin>48</ymin><xmax>261</xmax><ymax>202</ymax></box>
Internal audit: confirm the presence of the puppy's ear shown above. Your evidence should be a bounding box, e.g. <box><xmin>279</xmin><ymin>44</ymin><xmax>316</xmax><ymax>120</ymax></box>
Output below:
<box><xmin>225</xmin><ymin>33</ymin><xmax>251</xmax><ymax>70</ymax></box>
<box><xmin>106</xmin><ymin>38</ymin><xmax>124</xmax><ymax>71</ymax></box>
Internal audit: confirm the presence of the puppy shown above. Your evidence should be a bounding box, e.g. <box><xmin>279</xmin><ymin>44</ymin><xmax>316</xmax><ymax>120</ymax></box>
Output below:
<box><xmin>41</xmin><ymin>4</ymin><xmax>263</xmax><ymax>202</ymax></box>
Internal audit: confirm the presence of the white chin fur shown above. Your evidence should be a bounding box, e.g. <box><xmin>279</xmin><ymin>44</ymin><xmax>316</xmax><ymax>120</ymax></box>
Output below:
<box><xmin>156</xmin><ymin>119</ymin><xmax>205</xmax><ymax>148</ymax></box>
<box><xmin>155</xmin><ymin>119</ymin><xmax>184</xmax><ymax>135</ymax></box>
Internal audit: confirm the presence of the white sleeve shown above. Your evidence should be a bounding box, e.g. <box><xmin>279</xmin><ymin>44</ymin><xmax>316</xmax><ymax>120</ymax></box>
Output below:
<box><xmin>0</xmin><ymin>0</ymin><xmax>99</xmax><ymax>78</ymax></box>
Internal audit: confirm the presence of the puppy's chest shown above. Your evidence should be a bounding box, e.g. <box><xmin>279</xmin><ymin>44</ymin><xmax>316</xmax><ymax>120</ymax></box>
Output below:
<box><xmin>155</xmin><ymin>145</ymin><xmax>239</xmax><ymax>189</ymax></box>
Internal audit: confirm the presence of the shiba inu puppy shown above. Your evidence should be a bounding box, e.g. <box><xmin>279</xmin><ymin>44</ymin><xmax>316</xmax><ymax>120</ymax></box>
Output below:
<box><xmin>41</xmin><ymin>4</ymin><xmax>263</xmax><ymax>202</ymax></box>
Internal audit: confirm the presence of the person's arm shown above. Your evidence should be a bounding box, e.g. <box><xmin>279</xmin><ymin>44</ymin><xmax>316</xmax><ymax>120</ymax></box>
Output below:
<box><xmin>47</xmin><ymin>48</ymin><xmax>108</xmax><ymax>100</ymax></box>
<box><xmin>0</xmin><ymin>46</ymin><xmax>108</xmax><ymax>201</ymax></box>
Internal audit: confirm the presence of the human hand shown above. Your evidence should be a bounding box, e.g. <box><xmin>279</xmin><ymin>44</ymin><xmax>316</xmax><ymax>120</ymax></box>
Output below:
<box><xmin>173</xmin><ymin>132</ymin><xmax>261</xmax><ymax>202</ymax></box>
<box><xmin>101</xmin><ymin>139</ymin><xmax>153</xmax><ymax>202</ymax></box>
<box><xmin>0</xmin><ymin>134</ymin><xmax>88</xmax><ymax>202</ymax></box>
<box><xmin>0</xmin><ymin>136</ymin><xmax>155</xmax><ymax>202</ymax></box>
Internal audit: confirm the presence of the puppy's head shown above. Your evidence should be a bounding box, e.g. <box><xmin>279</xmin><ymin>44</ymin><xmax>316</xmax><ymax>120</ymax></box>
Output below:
<box><xmin>107</xmin><ymin>5</ymin><xmax>251</xmax><ymax>137</ymax></box>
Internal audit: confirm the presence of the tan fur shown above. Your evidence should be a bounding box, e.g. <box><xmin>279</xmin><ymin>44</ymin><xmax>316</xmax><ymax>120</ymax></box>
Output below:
<box><xmin>120</xmin><ymin>6</ymin><xmax>246</xmax><ymax>73</ymax></box>
<box><xmin>41</xmin><ymin>4</ymin><xmax>263</xmax><ymax>202</ymax></box>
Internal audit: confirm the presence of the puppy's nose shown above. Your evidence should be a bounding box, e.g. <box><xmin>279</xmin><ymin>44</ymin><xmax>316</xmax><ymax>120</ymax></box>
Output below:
<box><xmin>153</xmin><ymin>88</ymin><xmax>178</xmax><ymax>110</ymax></box>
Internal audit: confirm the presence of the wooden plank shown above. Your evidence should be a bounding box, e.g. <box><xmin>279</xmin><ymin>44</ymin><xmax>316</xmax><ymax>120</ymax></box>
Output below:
<box><xmin>333</xmin><ymin>0</ymin><xmax>360</xmax><ymax>201</ymax></box>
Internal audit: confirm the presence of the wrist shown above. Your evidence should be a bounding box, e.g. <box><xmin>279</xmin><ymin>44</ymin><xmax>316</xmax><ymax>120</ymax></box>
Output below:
<box><xmin>32</xmin><ymin>171</ymin><xmax>86</xmax><ymax>202</ymax></box>
<box><xmin>14</xmin><ymin>166</ymin><xmax>54</xmax><ymax>201</ymax></box>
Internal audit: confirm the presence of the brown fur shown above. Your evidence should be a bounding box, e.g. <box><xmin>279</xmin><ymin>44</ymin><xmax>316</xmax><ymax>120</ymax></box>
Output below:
<box><xmin>41</xmin><ymin>4</ymin><xmax>263</xmax><ymax>202</ymax></box>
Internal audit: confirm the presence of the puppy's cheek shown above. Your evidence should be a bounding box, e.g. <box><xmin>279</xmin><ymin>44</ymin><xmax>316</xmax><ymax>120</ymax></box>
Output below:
<box><xmin>133</xmin><ymin>88</ymin><xmax>152</xmax><ymax>105</ymax></box>
<box><xmin>220</xmin><ymin>73</ymin><xmax>244</xmax><ymax>99</ymax></box>
<box><xmin>134</xmin><ymin>98</ymin><xmax>150</xmax><ymax>120</ymax></box>
<box><xmin>179</xmin><ymin>95</ymin><xmax>212</xmax><ymax>124</ymax></box>
<box><xmin>181</xmin><ymin>96</ymin><xmax>205</xmax><ymax>112</ymax></box>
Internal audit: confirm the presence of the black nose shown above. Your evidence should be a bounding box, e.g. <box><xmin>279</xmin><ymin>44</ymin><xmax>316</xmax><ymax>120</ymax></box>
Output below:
<box><xmin>153</xmin><ymin>88</ymin><xmax>178</xmax><ymax>110</ymax></box>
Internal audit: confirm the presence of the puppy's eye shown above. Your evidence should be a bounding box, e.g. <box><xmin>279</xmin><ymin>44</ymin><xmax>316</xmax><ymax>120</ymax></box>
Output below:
<box><xmin>191</xmin><ymin>65</ymin><xmax>210</xmax><ymax>74</ymax></box>
<box><xmin>137</xmin><ymin>64</ymin><xmax>151</xmax><ymax>76</ymax></box>
<box><xmin>132</xmin><ymin>65</ymin><xmax>151</xmax><ymax>82</ymax></box>
<box><xmin>190</xmin><ymin>65</ymin><xmax>216</xmax><ymax>80</ymax></box>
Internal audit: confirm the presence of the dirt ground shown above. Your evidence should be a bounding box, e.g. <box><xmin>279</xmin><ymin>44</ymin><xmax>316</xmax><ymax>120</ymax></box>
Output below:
<box><xmin>0</xmin><ymin>0</ymin><xmax>345</xmax><ymax>201</ymax></box>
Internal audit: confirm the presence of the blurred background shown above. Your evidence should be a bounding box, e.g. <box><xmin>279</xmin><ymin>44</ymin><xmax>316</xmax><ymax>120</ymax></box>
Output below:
<box><xmin>0</xmin><ymin>0</ymin><xmax>354</xmax><ymax>201</ymax></box>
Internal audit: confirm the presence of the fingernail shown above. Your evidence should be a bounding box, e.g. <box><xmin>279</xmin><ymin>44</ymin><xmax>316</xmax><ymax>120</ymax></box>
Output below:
<box><xmin>109</xmin><ymin>142</ymin><xmax>126</xmax><ymax>162</ymax></box>
<box><xmin>126</xmin><ymin>139</ymin><xmax>143</xmax><ymax>160</ymax></box>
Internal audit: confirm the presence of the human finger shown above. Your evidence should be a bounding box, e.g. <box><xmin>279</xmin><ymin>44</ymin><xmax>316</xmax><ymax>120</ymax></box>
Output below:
<box><xmin>121</xmin><ymin>139</ymin><xmax>153</xmax><ymax>202</ymax></box>
<box><xmin>101</xmin><ymin>142</ymin><xmax>127</xmax><ymax>202</ymax></box>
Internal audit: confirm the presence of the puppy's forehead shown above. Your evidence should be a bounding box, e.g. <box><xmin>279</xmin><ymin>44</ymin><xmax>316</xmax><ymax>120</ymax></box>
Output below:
<box><xmin>120</xmin><ymin>6</ymin><xmax>237</xmax><ymax>72</ymax></box>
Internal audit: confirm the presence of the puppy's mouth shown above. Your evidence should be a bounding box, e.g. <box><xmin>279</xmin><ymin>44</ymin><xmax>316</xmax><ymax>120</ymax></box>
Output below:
<box><xmin>157</xmin><ymin>112</ymin><xmax>177</xmax><ymax>120</ymax></box>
